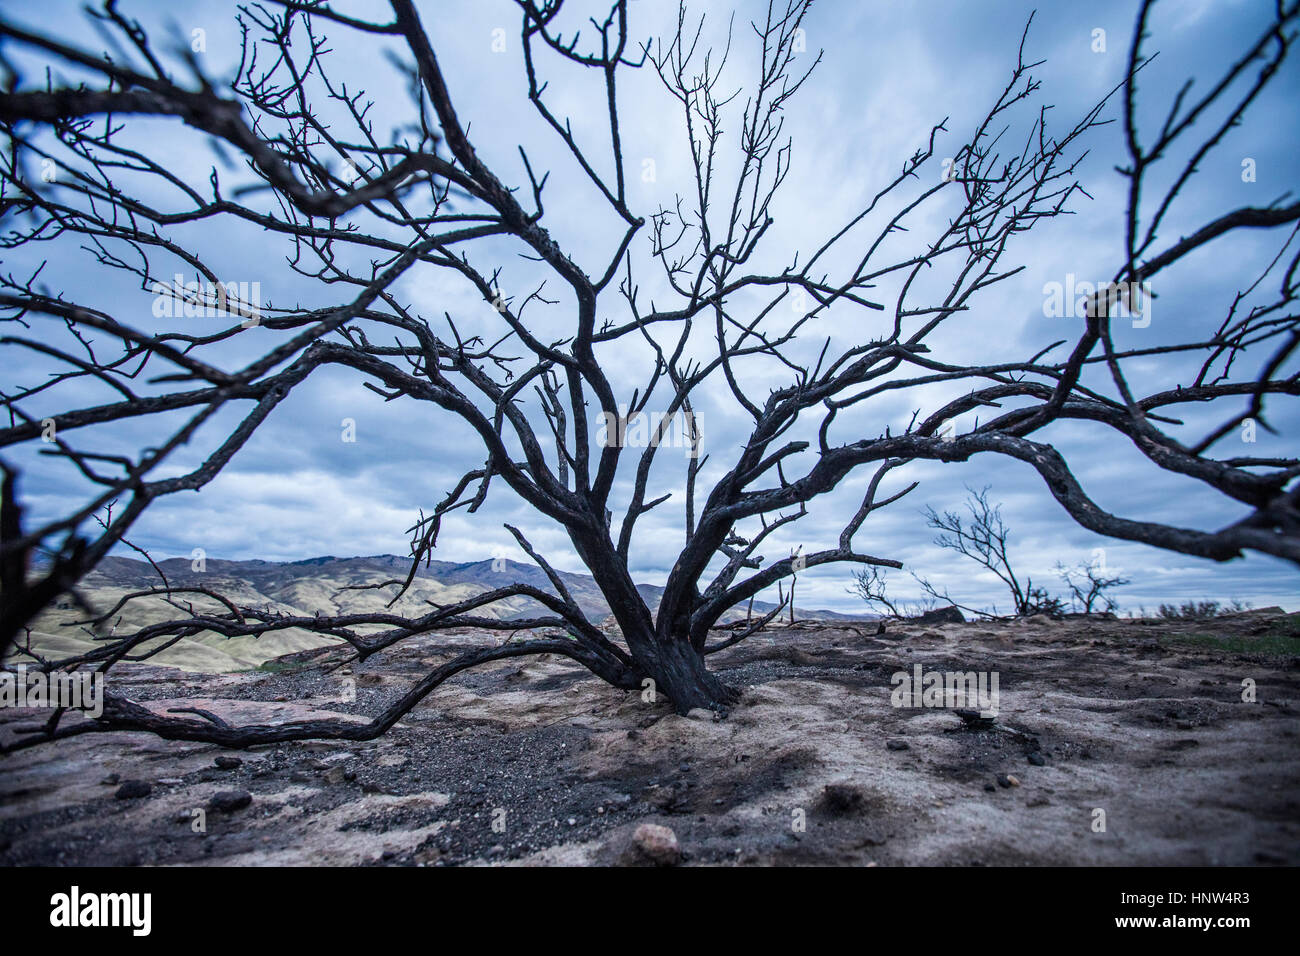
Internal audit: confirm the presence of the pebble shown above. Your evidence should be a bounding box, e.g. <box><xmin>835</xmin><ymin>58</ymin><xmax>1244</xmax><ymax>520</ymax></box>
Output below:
<box><xmin>114</xmin><ymin>780</ymin><xmax>151</xmax><ymax>800</ymax></box>
<box><xmin>886</xmin><ymin>740</ymin><xmax>910</xmax><ymax>751</ymax></box>
<box><xmin>1028</xmin><ymin>752</ymin><xmax>1046</xmax><ymax>766</ymax></box>
<box><xmin>996</xmin><ymin>774</ymin><xmax>1021</xmax><ymax>788</ymax></box>
<box><xmin>632</xmin><ymin>823</ymin><xmax>680</xmax><ymax>866</ymax></box>
<box><xmin>214</xmin><ymin>755</ymin><xmax>242</xmax><ymax>770</ymax></box>
<box><xmin>208</xmin><ymin>789</ymin><xmax>253</xmax><ymax>813</ymax></box>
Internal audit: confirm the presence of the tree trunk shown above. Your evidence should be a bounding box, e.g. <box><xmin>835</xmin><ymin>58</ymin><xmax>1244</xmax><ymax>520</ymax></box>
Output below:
<box><xmin>648</xmin><ymin>636</ymin><xmax>739</xmax><ymax>714</ymax></box>
<box><xmin>572</xmin><ymin>527</ymin><xmax>737</xmax><ymax>714</ymax></box>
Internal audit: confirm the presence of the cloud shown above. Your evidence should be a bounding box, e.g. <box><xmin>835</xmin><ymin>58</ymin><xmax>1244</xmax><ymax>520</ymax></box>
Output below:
<box><xmin>6</xmin><ymin>0</ymin><xmax>1296</xmax><ymax>615</ymax></box>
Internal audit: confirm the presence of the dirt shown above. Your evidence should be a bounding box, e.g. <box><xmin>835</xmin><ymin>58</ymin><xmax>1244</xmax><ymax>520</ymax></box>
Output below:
<box><xmin>2</xmin><ymin>612</ymin><xmax>1298</xmax><ymax>866</ymax></box>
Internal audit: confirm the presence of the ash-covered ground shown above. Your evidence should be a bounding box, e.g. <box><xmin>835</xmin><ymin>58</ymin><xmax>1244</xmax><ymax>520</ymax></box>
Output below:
<box><xmin>2</xmin><ymin>611</ymin><xmax>1297</xmax><ymax>866</ymax></box>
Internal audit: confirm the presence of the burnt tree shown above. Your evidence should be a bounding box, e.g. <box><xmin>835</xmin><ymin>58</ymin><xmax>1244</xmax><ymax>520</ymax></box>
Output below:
<box><xmin>0</xmin><ymin>0</ymin><xmax>1297</xmax><ymax>748</ymax></box>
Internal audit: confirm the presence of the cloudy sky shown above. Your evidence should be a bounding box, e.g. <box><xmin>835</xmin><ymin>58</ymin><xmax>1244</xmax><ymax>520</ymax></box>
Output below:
<box><xmin>4</xmin><ymin>0</ymin><xmax>1297</xmax><ymax>615</ymax></box>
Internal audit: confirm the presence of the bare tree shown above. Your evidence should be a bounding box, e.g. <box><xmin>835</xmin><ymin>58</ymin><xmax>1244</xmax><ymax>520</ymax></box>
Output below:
<box><xmin>0</xmin><ymin>0</ymin><xmax>1297</xmax><ymax>749</ymax></box>
<box><xmin>918</xmin><ymin>485</ymin><xmax>1061</xmax><ymax>617</ymax></box>
<box><xmin>849</xmin><ymin>566</ymin><xmax>902</xmax><ymax>618</ymax></box>
<box><xmin>1056</xmin><ymin>560</ymin><xmax>1129</xmax><ymax>615</ymax></box>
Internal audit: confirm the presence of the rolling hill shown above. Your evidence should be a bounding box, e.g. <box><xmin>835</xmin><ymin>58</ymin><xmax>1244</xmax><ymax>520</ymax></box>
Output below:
<box><xmin>14</xmin><ymin>554</ymin><xmax>869</xmax><ymax>672</ymax></box>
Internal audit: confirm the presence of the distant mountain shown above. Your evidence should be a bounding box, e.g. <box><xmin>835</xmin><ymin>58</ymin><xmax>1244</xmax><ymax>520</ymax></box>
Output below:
<box><xmin>14</xmin><ymin>554</ymin><xmax>870</xmax><ymax>673</ymax></box>
<box><xmin>83</xmin><ymin>553</ymin><xmax>870</xmax><ymax>625</ymax></box>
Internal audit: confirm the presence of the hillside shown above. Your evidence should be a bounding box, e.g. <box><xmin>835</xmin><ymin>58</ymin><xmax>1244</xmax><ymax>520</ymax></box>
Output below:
<box><xmin>14</xmin><ymin>554</ymin><xmax>869</xmax><ymax>673</ymax></box>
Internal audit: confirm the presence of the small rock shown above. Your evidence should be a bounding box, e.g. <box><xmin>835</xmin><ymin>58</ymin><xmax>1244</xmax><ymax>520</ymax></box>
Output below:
<box><xmin>996</xmin><ymin>774</ymin><xmax>1021</xmax><ymax>788</ymax></box>
<box><xmin>886</xmin><ymin>739</ymin><xmax>910</xmax><ymax>752</ymax></box>
<box><xmin>214</xmin><ymin>755</ymin><xmax>242</xmax><ymax>770</ymax></box>
<box><xmin>208</xmin><ymin>789</ymin><xmax>253</xmax><ymax>813</ymax></box>
<box><xmin>101</xmin><ymin>773</ymin><xmax>121</xmax><ymax>786</ymax></box>
<box><xmin>632</xmin><ymin>823</ymin><xmax>680</xmax><ymax>866</ymax></box>
<box><xmin>984</xmin><ymin>783</ymin><xmax>997</xmax><ymax>792</ymax></box>
<box><xmin>1027</xmin><ymin>752</ymin><xmax>1047</xmax><ymax>766</ymax></box>
<box><xmin>684</xmin><ymin>708</ymin><xmax>714</xmax><ymax>722</ymax></box>
<box><xmin>114</xmin><ymin>780</ymin><xmax>151</xmax><ymax>800</ymax></box>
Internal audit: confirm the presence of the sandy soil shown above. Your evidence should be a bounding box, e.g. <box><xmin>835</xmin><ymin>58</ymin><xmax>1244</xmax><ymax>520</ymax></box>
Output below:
<box><xmin>2</xmin><ymin>612</ymin><xmax>1297</xmax><ymax>866</ymax></box>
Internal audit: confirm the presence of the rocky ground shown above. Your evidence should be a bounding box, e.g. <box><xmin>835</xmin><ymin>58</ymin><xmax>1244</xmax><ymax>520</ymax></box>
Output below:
<box><xmin>2</xmin><ymin>610</ymin><xmax>1298</xmax><ymax>866</ymax></box>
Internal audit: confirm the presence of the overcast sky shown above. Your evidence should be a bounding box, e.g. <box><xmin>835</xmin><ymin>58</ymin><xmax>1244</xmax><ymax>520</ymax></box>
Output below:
<box><xmin>5</xmin><ymin>0</ymin><xmax>1298</xmax><ymax>615</ymax></box>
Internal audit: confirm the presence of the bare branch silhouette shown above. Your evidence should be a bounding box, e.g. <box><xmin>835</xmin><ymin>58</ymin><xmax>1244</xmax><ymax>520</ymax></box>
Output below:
<box><xmin>1</xmin><ymin>0</ymin><xmax>1296</xmax><ymax>749</ymax></box>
